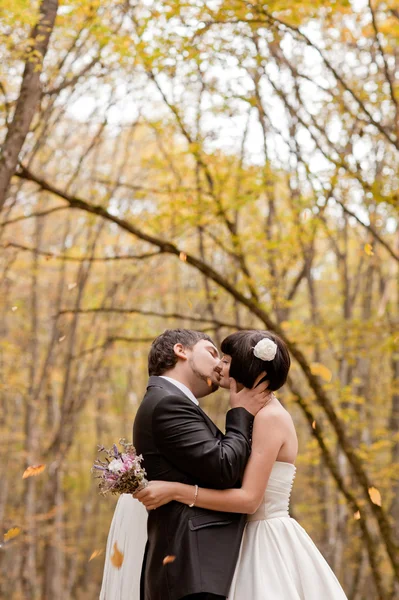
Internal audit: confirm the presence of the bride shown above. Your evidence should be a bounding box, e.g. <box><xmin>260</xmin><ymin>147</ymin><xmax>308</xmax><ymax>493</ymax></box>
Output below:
<box><xmin>101</xmin><ymin>330</ymin><xmax>348</xmax><ymax>599</ymax></box>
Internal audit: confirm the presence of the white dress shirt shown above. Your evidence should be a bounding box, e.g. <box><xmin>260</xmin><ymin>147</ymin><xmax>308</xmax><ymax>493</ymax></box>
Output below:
<box><xmin>159</xmin><ymin>376</ymin><xmax>199</xmax><ymax>406</ymax></box>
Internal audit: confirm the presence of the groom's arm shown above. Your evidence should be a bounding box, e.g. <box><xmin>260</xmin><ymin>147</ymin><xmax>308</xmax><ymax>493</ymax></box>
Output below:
<box><xmin>152</xmin><ymin>394</ymin><xmax>254</xmax><ymax>489</ymax></box>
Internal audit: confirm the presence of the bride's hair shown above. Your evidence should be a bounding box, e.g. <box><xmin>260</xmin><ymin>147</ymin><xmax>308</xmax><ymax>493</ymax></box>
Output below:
<box><xmin>221</xmin><ymin>330</ymin><xmax>290</xmax><ymax>391</ymax></box>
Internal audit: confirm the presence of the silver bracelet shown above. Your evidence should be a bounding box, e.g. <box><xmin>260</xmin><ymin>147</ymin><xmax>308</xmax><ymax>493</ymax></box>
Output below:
<box><xmin>189</xmin><ymin>484</ymin><xmax>198</xmax><ymax>508</ymax></box>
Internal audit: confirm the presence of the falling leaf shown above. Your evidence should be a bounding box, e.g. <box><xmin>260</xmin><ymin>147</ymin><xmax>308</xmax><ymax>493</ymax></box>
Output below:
<box><xmin>22</xmin><ymin>464</ymin><xmax>46</xmax><ymax>479</ymax></box>
<box><xmin>11</xmin><ymin>306</ymin><xmax>18</xmax><ymax>312</ymax></box>
<box><xmin>162</xmin><ymin>555</ymin><xmax>176</xmax><ymax>565</ymax></box>
<box><xmin>58</xmin><ymin>335</ymin><xmax>66</xmax><ymax>342</ymax></box>
<box><xmin>179</xmin><ymin>252</ymin><xmax>187</xmax><ymax>262</ymax></box>
<box><xmin>111</xmin><ymin>542</ymin><xmax>124</xmax><ymax>569</ymax></box>
<box><xmin>368</xmin><ymin>487</ymin><xmax>382</xmax><ymax>507</ymax></box>
<box><xmin>311</xmin><ymin>421</ymin><xmax>316</xmax><ymax>430</ymax></box>
<box><xmin>310</xmin><ymin>363</ymin><xmax>332</xmax><ymax>382</ymax></box>
<box><xmin>4</xmin><ymin>527</ymin><xmax>22</xmax><ymax>542</ymax></box>
<box><xmin>354</xmin><ymin>511</ymin><xmax>361</xmax><ymax>520</ymax></box>
<box><xmin>364</xmin><ymin>243</ymin><xmax>374</xmax><ymax>256</ymax></box>
<box><xmin>68</xmin><ymin>283</ymin><xmax>77</xmax><ymax>290</ymax></box>
<box><xmin>89</xmin><ymin>549</ymin><xmax>103</xmax><ymax>562</ymax></box>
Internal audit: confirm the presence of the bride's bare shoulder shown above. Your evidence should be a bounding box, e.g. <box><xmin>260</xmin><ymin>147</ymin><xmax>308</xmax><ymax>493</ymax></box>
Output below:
<box><xmin>256</xmin><ymin>398</ymin><xmax>293</xmax><ymax>428</ymax></box>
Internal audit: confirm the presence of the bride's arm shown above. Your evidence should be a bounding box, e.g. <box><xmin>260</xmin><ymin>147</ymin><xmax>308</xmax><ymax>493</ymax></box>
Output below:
<box><xmin>136</xmin><ymin>409</ymin><xmax>285</xmax><ymax>514</ymax></box>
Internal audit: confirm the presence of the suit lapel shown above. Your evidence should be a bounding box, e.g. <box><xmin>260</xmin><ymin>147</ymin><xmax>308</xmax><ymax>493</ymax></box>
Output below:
<box><xmin>146</xmin><ymin>376</ymin><xmax>222</xmax><ymax>438</ymax></box>
<box><xmin>195</xmin><ymin>403</ymin><xmax>221</xmax><ymax>438</ymax></box>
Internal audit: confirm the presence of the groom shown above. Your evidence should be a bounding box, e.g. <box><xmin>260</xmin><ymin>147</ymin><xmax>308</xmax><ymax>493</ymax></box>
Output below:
<box><xmin>133</xmin><ymin>329</ymin><xmax>269</xmax><ymax>600</ymax></box>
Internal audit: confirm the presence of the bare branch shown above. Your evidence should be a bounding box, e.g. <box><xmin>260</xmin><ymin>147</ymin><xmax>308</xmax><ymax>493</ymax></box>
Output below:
<box><xmin>58</xmin><ymin>306</ymin><xmax>241</xmax><ymax>330</ymax></box>
<box><xmin>71</xmin><ymin>332</ymin><xmax>218</xmax><ymax>360</ymax></box>
<box><xmin>1</xmin><ymin>242</ymin><xmax>162</xmax><ymax>262</ymax></box>
<box><xmin>144</xmin><ymin>66</ymin><xmax>259</xmax><ymax>302</ymax></box>
<box><xmin>0</xmin><ymin>205</ymin><xmax>69</xmax><ymax>228</ymax></box>
<box><xmin>202</xmin><ymin>10</ymin><xmax>398</xmax><ymax>149</ymax></box>
<box><xmin>94</xmin><ymin>178</ymin><xmax>200</xmax><ymax>196</ymax></box>
<box><xmin>368</xmin><ymin>0</ymin><xmax>399</xmax><ymax>136</ymax></box>
<box><xmin>45</xmin><ymin>56</ymin><xmax>103</xmax><ymax>96</ymax></box>
<box><xmin>335</xmin><ymin>200</ymin><xmax>399</xmax><ymax>263</ymax></box>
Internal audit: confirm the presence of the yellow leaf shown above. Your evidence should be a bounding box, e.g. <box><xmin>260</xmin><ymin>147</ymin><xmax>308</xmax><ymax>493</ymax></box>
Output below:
<box><xmin>111</xmin><ymin>542</ymin><xmax>124</xmax><ymax>569</ymax></box>
<box><xmin>89</xmin><ymin>549</ymin><xmax>103</xmax><ymax>562</ymax></box>
<box><xmin>311</xmin><ymin>421</ymin><xmax>316</xmax><ymax>430</ymax></box>
<box><xmin>354</xmin><ymin>511</ymin><xmax>361</xmax><ymax>520</ymax></box>
<box><xmin>4</xmin><ymin>527</ymin><xmax>22</xmax><ymax>542</ymax></box>
<box><xmin>310</xmin><ymin>363</ymin><xmax>332</xmax><ymax>382</ymax></box>
<box><xmin>179</xmin><ymin>252</ymin><xmax>187</xmax><ymax>262</ymax></box>
<box><xmin>364</xmin><ymin>243</ymin><xmax>374</xmax><ymax>256</ymax></box>
<box><xmin>22</xmin><ymin>464</ymin><xmax>46</xmax><ymax>479</ymax></box>
<box><xmin>162</xmin><ymin>555</ymin><xmax>176</xmax><ymax>565</ymax></box>
<box><xmin>368</xmin><ymin>487</ymin><xmax>382</xmax><ymax>507</ymax></box>
<box><xmin>11</xmin><ymin>306</ymin><xmax>18</xmax><ymax>312</ymax></box>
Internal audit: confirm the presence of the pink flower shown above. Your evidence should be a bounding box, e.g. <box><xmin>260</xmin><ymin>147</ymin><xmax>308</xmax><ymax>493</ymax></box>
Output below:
<box><xmin>121</xmin><ymin>454</ymin><xmax>134</xmax><ymax>472</ymax></box>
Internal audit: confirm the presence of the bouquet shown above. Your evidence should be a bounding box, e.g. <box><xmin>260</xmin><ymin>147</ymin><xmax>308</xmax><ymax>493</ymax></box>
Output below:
<box><xmin>92</xmin><ymin>438</ymin><xmax>148</xmax><ymax>495</ymax></box>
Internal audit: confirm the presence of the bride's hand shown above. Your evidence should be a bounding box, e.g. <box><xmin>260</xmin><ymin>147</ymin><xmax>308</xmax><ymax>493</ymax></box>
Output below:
<box><xmin>134</xmin><ymin>481</ymin><xmax>176</xmax><ymax>510</ymax></box>
<box><xmin>229</xmin><ymin>372</ymin><xmax>272</xmax><ymax>416</ymax></box>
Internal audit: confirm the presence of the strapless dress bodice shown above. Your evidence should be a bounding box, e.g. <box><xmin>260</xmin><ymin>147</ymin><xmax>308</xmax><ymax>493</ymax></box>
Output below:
<box><xmin>247</xmin><ymin>461</ymin><xmax>296</xmax><ymax>522</ymax></box>
<box><xmin>230</xmin><ymin>461</ymin><xmax>348</xmax><ymax>598</ymax></box>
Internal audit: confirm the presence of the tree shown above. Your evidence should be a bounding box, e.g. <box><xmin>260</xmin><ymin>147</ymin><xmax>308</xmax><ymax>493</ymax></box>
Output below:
<box><xmin>1</xmin><ymin>0</ymin><xmax>398</xmax><ymax>597</ymax></box>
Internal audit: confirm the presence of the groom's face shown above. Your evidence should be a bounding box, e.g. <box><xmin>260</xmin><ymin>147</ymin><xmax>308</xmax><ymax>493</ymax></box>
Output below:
<box><xmin>186</xmin><ymin>339</ymin><xmax>221</xmax><ymax>395</ymax></box>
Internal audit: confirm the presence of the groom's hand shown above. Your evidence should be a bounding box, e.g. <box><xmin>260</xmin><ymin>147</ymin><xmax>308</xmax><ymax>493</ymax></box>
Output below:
<box><xmin>229</xmin><ymin>373</ymin><xmax>272</xmax><ymax>416</ymax></box>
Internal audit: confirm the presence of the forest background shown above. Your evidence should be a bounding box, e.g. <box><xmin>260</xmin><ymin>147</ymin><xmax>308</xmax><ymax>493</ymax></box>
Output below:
<box><xmin>0</xmin><ymin>0</ymin><xmax>398</xmax><ymax>598</ymax></box>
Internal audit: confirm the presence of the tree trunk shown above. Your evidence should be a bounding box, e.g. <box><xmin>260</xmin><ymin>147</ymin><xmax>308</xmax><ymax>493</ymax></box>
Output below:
<box><xmin>390</xmin><ymin>232</ymin><xmax>399</xmax><ymax>532</ymax></box>
<box><xmin>0</xmin><ymin>0</ymin><xmax>59</xmax><ymax>210</ymax></box>
<box><xmin>21</xmin><ymin>218</ymin><xmax>42</xmax><ymax>598</ymax></box>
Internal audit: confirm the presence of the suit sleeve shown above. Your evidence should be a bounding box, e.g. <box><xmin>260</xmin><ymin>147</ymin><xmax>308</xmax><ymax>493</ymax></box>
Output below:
<box><xmin>152</xmin><ymin>394</ymin><xmax>254</xmax><ymax>489</ymax></box>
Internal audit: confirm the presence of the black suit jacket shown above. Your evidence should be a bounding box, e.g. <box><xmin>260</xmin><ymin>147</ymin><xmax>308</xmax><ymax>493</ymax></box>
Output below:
<box><xmin>133</xmin><ymin>376</ymin><xmax>254</xmax><ymax>600</ymax></box>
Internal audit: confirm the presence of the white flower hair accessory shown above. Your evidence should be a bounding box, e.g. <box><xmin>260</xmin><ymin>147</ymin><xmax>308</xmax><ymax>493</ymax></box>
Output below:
<box><xmin>253</xmin><ymin>338</ymin><xmax>277</xmax><ymax>361</ymax></box>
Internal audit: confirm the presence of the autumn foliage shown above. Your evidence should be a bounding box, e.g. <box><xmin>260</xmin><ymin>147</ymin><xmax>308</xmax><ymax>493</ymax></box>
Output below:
<box><xmin>0</xmin><ymin>0</ymin><xmax>398</xmax><ymax>598</ymax></box>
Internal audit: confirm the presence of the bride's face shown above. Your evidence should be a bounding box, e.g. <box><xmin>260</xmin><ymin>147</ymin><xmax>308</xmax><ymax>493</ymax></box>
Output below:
<box><xmin>216</xmin><ymin>354</ymin><xmax>232</xmax><ymax>389</ymax></box>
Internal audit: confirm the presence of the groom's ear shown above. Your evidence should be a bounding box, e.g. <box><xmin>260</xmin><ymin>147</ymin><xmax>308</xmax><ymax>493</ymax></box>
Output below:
<box><xmin>173</xmin><ymin>343</ymin><xmax>187</xmax><ymax>360</ymax></box>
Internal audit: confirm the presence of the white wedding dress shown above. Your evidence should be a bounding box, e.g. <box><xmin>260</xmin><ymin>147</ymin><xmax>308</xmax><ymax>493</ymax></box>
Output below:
<box><xmin>100</xmin><ymin>462</ymin><xmax>348</xmax><ymax>599</ymax></box>
<box><xmin>100</xmin><ymin>494</ymin><xmax>148</xmax><ymax>600</ymax></box>
<box><xmin>228</xmin><ymin>461</ymin><xmax>347</xmax><ymax>599</ymax></box>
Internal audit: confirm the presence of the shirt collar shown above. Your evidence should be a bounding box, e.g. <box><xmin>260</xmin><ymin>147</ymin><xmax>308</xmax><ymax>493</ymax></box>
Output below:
<box><xmin>159</xmin><ymin>376</ymin><xmax>199</xmax><ymax>406</ymax></box>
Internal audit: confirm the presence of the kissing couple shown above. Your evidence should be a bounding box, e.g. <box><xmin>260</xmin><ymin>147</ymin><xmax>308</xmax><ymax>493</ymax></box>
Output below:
<box><xmin>100</xmin><ymin>329</ymin><xmax>347</xmax><ymax>600</ymax></box>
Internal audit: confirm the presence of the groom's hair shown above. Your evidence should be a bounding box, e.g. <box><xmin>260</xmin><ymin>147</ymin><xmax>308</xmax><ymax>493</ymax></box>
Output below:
<box><xmin>221</xmin><ymin>330</ymin><xmax>290</xmax><ymax>391</ymax></box>
<box><xmin>148</xmin><ymin>329</ymin><xmax>215</xmax><ymax>376</ymax></box>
